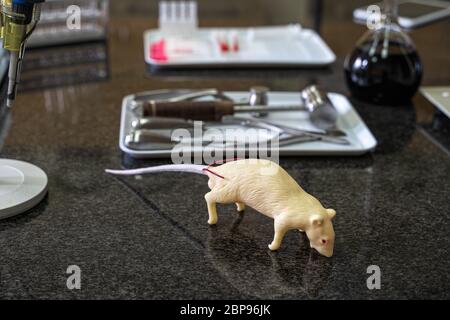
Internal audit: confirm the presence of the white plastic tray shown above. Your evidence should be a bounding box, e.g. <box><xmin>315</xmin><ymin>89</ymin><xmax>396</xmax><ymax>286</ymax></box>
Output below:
<box><xmin>144</xmin><ymin>25</ymin><xmax>336</xmax><ymax>68</ymax></box>
<box><xmin>119</xmin><ymin>91</ymin><xmax>377</xmax><ymax>158</ymax></box>
<box><xmin>421</xmin><ymin>86</ymin><xmax>450</xmax><ymax>119</ymax></box>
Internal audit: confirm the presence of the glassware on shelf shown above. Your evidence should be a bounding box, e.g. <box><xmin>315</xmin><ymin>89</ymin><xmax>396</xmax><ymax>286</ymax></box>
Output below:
<box><xmin>344</xmin><ymin>0</ymin><xmax>423</xmax><ymax>105</ymax></box>
<box><xmin>27</xmin><ymin>0</ymin><xmax>109</xmax><ymax>48</ymax></box>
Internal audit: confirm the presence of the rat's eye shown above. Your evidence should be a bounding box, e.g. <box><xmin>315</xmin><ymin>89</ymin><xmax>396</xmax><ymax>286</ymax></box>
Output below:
<box><xmin>321</xmin><ymin>239</ymin><xmax>327</xmax><ymax>245</ymax></box>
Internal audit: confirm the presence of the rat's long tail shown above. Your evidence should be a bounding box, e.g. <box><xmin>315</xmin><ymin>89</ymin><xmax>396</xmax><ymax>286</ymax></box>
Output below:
<box><xmin>105</xmin><ymin>164</ymin><xmax>208</xmax><ymax>176</ymax></box>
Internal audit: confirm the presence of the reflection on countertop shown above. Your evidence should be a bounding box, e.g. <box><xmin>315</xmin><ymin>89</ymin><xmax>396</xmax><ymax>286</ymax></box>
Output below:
<box><xmin>20</xmin><ymin>41</ymin><xmax>110</xmax><ymax>93</ymax></box>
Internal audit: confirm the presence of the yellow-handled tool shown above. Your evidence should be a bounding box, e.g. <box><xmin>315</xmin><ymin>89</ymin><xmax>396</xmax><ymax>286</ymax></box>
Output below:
<box><xmin>0</xmin><ymin>0</ymin><xmax>44</xmax><ymax>107</ymax></box>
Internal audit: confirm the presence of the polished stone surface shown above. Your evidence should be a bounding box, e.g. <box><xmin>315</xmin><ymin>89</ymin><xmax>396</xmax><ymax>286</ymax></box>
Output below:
<box><xmin>0</xmin><ymin>0</ymin><xmax>449</xmax><ymax>299</ymax></box>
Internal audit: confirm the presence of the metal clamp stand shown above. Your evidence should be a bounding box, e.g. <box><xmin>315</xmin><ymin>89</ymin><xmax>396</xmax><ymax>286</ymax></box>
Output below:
<box><xmin>0</xmin><ymin>49</ymin><xmax>47</xmax><ymax>220</ymax></box>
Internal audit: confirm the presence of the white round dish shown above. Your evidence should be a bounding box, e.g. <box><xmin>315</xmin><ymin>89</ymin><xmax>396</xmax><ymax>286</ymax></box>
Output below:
<box><xmin>0</xmin><ymin>159</ymin><xmax>48</xmax><ymax>220</ymax></box>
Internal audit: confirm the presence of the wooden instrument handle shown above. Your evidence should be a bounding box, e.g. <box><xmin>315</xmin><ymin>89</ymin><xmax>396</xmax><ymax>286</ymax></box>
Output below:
<box><xmin>141</xmin><ymin>100</ymin><xmax>235</xmax><ymax>121</ymax></box>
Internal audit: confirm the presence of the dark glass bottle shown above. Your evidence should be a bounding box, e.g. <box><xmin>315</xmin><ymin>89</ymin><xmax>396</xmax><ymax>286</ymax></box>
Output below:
<box><xmin>344</xmin><ymin>0</ymin><xmax>423</xmax><ymax>105</ymax></box>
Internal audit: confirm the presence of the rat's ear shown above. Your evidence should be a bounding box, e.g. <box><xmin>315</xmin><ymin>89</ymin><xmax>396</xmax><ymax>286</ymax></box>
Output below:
<box><xmin>310</xmin><ymin>215</ymin><xmax>324</xmax><ymax>227</ymax></box>
<box><xmin>326</xmin><ymin>209</ymin><xmax>336</xmax><ymax>219</ymax></box>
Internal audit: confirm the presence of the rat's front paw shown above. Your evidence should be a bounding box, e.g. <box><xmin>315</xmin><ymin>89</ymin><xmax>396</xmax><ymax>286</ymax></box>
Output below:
<box><xmin>236</xmin><ymin>203</ymin><xmax>246</xmax><ymax>212</ymax></box>
<box><xmin>208</xmin><ymin>219</ymin><xmax>217</xmax><ymax>225</ymax></box>
<box><xmin>268</xmin><ymin>243</ymin><xmax>279</xmax><ymax>251</ymax></box>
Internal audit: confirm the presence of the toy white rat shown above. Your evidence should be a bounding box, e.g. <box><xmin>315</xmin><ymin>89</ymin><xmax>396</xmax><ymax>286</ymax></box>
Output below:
<box><xmin>106</xmin><ymin>159</ymin><xmax>336</xmax><ymax>257</ymax></box>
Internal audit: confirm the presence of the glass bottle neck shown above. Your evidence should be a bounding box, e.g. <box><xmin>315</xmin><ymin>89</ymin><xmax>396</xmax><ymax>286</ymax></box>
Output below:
<box><xmin>383</xmin><ymin>0</ymin><xmax>399</xmax><ymax>24</ymax></box>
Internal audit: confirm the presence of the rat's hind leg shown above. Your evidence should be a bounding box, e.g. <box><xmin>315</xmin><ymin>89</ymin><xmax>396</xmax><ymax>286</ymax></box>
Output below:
<box><xmin>205</xmin><ymin>191</ymin><xmax>219</xmax><ymax>225</ymax></box>
<box><xmin>236</xmin><ymin>202</ymin><xmax>245</xmax><ymax>212</ymax></box>
<box><xmin>268</xmin><ymin>219</ymin><xmax>289</xmax><ymax>251</ymax></box>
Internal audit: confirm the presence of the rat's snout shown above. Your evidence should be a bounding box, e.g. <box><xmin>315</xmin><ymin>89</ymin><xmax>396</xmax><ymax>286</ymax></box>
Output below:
<box><xmin>314</xmin><ymin>237</ymin><xmax>335</xmax><ymax>257</ymax></box>
<box><xmin>307</xmin><ymin>222</ymin><xmax>335</xmax><ymax>257</ymax></box>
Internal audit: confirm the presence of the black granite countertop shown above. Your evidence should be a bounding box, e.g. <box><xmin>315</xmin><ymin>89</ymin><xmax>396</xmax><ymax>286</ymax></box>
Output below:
<box><xmin>0</xmin><ymin>0</ymin><xmax>449</xmax><ymax>299</ymax></box>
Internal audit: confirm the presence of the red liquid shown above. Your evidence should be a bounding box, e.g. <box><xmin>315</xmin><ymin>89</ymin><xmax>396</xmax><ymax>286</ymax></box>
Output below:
<box><xmin>344</xmin><ymin>40</ymin><xmax>423</xmax><ymax>105</ymax></box>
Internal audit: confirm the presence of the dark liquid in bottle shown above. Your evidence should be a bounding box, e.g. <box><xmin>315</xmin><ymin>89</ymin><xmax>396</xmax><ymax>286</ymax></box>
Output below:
<box><xmin>344</xmin><ymin>40</ymin><xmax>423</xmax><ymax>105</ymax></box>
